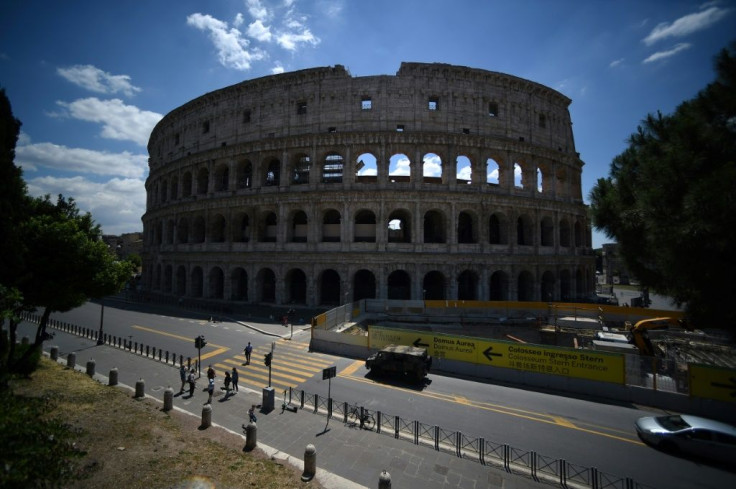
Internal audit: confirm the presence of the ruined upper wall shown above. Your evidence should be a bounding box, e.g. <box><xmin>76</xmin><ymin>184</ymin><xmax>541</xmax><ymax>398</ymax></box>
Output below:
<box><xmin>148</xmin><ymin>62</ymin><xmax>577</xmax><ymax>168</ymax></box>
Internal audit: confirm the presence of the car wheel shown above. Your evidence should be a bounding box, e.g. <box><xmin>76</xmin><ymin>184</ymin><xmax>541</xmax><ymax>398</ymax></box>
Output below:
<box><xmin>659</xmin><ymin>440</ymin><xmax>678</xmax><ymax>454</ymax></box>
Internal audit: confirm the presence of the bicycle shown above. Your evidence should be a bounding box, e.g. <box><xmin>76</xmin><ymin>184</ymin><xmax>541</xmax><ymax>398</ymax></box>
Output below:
<box><xmin>346</xmin><ymin>405</ymin><xmax>375</xmax><ymax>430</ymax></box>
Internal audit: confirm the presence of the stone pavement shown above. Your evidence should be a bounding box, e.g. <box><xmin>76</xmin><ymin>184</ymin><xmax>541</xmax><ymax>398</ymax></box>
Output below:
<box><xmin>18</xmin><ymin>319</ymin><xmax>551</xmax><ymax>489</ymax></box>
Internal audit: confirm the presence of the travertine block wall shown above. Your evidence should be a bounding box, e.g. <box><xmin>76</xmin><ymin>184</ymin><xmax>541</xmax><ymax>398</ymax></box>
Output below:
<box><xmin>142</xmin><ymin>63</ymin><xmax>594</xmax><ymax>307</ymax></box>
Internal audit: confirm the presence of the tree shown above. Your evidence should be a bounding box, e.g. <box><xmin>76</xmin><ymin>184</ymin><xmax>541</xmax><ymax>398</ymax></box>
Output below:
<box><xmin>0</xmin><ymin>91</ymin><xmax>134</xmax><ymax>384</ymax></box>
<box><xmin>589</xmin><ymin>43</ymin><xmax>736</xmax><ymax>329</ymax></box>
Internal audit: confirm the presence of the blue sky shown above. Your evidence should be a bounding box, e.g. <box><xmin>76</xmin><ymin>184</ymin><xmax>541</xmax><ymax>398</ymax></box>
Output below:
<box><xmin>1</xmin><ymin>1</ymin><xmax>733</xmax><ymax>246</ymax></box>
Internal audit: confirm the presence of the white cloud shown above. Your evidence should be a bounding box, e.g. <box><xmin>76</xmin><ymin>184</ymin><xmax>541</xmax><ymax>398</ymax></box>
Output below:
<box><xmin>271</xmin><ymin>62</ymin><xmax>285</xmax><ymax>74</ymax></box>
<box><xmin>247</xmin><ymin>19</ymin><xmax>272</xmax><ymax>42</ymax></box>
<box><xmin>276</xmin><ymin>28</ymin><xmax>319</xmax><ymax>51</ymax></box>
<box><xmin>57</xmin><ymin>65</ymin><xmax>141</xmax><ymax>97</ymax></box>
<box><xmin>643</xmin><ymin>6</ymin><xmax>730</xmax><ymax>45</ymax></box>
<box><xmin>16</xmin><ymin>141</ymin><xmax>148</xmax><ymax>178</ymax></box>
<box><xmin>390</xmin><ymin>156</ymin><xmax>410</xmax><ymax>176</ymax></box>
<box><xmin>56</xmin><ymin>97</ymin><xmax>162</xmax><ymax>147</ymax></box>
<box><xmin>423</xmin><ymin>155</ymin><xmax>442</xmax><ymax>177</ymax></box>
<box><xmin>246</xmin><ymin>0</ymin><xmax>271</xmax><ymax>22</ymax></box>
<box><xmin>233</xmin><ymin>13</ymin><xmax>245</xmax><ymax>28</ymax></box>
<box><xmin>25</xmin><ymin>175</ymin><xmax>146</xmax><ymax>234</ymax></box>
<box><xmin>643</xmin><ymin>43</ymin><xmax>691</xmax><ymax>63</ymax></box>
<box><xmin>187</xmin><ymin>13</ymin><xmax>266</xmax><ymax>71</ymax></box>
<box><xmin>609</xmin><ymin>58</ymin><xmax>624</xmax><ymax>68</ymax></box>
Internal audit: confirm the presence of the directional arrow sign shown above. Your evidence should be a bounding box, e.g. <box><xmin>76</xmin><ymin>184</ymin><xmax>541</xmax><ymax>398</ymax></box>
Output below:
<box><xmin>483</xmin><ymin>346</ymin><xmax>503</xmax><ymax>362</ymax></box>
<box><xmin>413</xmin><ymin>338</ymin><xmax>429</xmax><ymax>348</ymax></box>
<box><xmin>710</xmin><ymin>377</ymin><xmax>736</xmax><ymax>397</ymax></box>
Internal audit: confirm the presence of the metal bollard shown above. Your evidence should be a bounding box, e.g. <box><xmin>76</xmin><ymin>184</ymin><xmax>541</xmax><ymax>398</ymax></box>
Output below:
<box><xmin>86</xmin><ymin>359</ymin><xmax>96</xmax><ymax>377</ymax></box>
<box><xmin>67</xmin><ymin>352</ymin><xmax>76</xmax><ymax>369</ymax></box>
<box><xmin>135</xmin><ymin>378</ymin><xmax>145</xmax><ymax>398</ymax></box>
<box><xmin>163</xmin><ymin>386</ymin><xmax>174</xmax><ymax>412</ymax></box>
<box><xmin>201</xmin><ymin>404</ymin><xmax>212</xmax><ymax>428</ymax></box>
<box><xmin>301</xmin><ymin>444</ymin><xmax>316</xmax><ymax>482</ymax></box>
<box><xmin>379</xmin><ymin>470</ymin><xmax>392</xmax><ymax>489</ymax></box>
<box><xmin>50</xmin><ymin>346</ymin><xmax>59</xmax><ymax>361</ymax></box>
<box><xmin>109</xmin><ymin>368</ymin><xmax>119</xmax><ymax>386</ymax></box>
<box><xmin>244</xmin><ymin>422</ymin><xmax>257</xmax><ymax>451</ymax></box>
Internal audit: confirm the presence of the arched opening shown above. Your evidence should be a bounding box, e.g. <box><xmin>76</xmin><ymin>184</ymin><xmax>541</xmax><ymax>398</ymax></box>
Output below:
<box><xmin>537</xmin><ymin>167</ymin><xmax>543</xmax><ymax>193</ymax></box>
<box><xmin>540</xmin><ymin>216</ymin><xmax>554</xmax><ymax>247</ymax></box>
<box><xmin>387</xmin><ymin>209</ymin><xmax>411</xmax><ymax>243</ymax></box>
<box><xmin>559</xmin><ymin>219</ymin><xmax>571</xmax><ymax>247</ymax></box>
<box><xmin>487</xmin><ymin>158</ymin><xmax>500</xmax><ymax>185</ymax></box>
<box><xmin>182</xmin><ymin>172</ymin><xmax>192</xmax><ymax>197</ymax></box>
<box><xmin>232</xmin><ymin>213</ymin><xmax>250</xmax><ymax>242</ymax></box>
<box><xmin>285</xmin><ymin>268</ymin><xmax>307</xmax><ymax>304</ymax></box>
<box><xmin>192</xmin><ymin>216</ymin><xmax>205</xmax><ymax>243</ymax></box>
<box><xmin>560</xmin><ymin>270</ymin><xmax>571</xmax><ymax>302</ymax></box>
<box><xmin>208</xmin><ymin>267</ymin><xmax>224</xmax><ymax>299</ymax></box>
<box><xmin>457</xmin><ymin>270</ymin><xmax>478</xmax><ymax>300</ymax></box>
<box><xmin>210</xmin><ymin>214</ymin><xmax>226</xmax><ymax>243</ymax></box>
<box><xmin>387</xmin><ymin>270</ymin><xmax>411</xmax><ymax>300</ymax></box>
<box><xmin>575</xmin><ymin>268</ymin><xmax>585</xmax><ymax>300</ymax></box>
<box><xmin>258</xmin><ymin>212</ymin><xmax>277</xmax><ymax>242</ymax></box>
<box><xmin>153</xmin><ymin>263</ymin><xmax>161</xmax><ymax>290</ymax></box>
<box><xmin>489</xmin><ymin>271</ymin><xmax>509</xmax><ymax>300</ymax></box>
<box><xmin>355</xmin><ymin>153</ymin><xmax>377</xmax><ymax>184</ymax></box>
<box><xmin>489</xmin><ymin>213</ymin><xmax>508</xmax><ymax>245</ymax></box>
<box><xmin>514</xmin><ymin>162</ymin><xmax>523</xmax><ymax>189</ymax></box>
<box><xmin>422</xmin><ymin>153</ymin><xmax>442</xmax><ymax>184</ymax></box>
<box><xmin>196</xmin><ymin>167</ymin><xmax>209</xmax><ymax>195</ymax></box>
<box><xmin>422</xmin><ymin>271</ymin><xmax>446</xmax><ymax>300</ymax></box>
<box><xmin>257</xmin><ymin>268</ymin><xmax>276</xmax><ymax>303</ymax></box>
<box><xmin>389</xmin><ymin>153</ymin><xmax>410</xmax><ymax>183</ymax></box>
<box><xmin>517</xmin><ymin>214</ymin><xmax>533</xmax><ymax>246</ymax></box>
<box><xmin>456</xmin><ymin>155</ymin><xmax>472</xmax><ymax>185</ymax></box>
<box><xmin>322</xmin><ymin>153</ymin><xmax>344</xmax><ymax>183</ymax></box>
<box><xmin>423</xmin><ymin>210</ymin><xmax>446</xmax><ymax>243</ymax></box>
<box><xmin>166</xmin><ymin>219</ymin><xmax>175</xmax><ymax>244</ymax></box>
<box><xmin>175</xmin><ymin>265</ymin><xmax>187</xmax><ymax>296</ymax></box>
<box><xmin>292</xmin><ymin>154</ymin><xmax>311</xmax><ymax>185</ymax></box>
<box><xmin>290</xmin><ymin>210</ymin><xmax>308</xmax><ymax>242</ymax></box>
<box><xmin>170</xmin><ymin>176</ymin><xmax>178</xmax><ymax>200</ymax></box>
<box><xmin>541</xmin><ymin>271</ymin><xmax>555</xmax><ymax>302</ymax></box>
<box><xmin>231</xmin><ymin>268</ymin><xmax>248</xmax><ymax>301</ymax></box>
<box><xmin>163</xmin><ymin>265</ymin><xmax>172</xmax><ymax>293</ymax></box>
<box><xmin>322</xmin><ymin>209</ymin><xmax>341</xmax><ymax>242</ymax></box>
<box><xmin>214</xmin><ymin>163</ymin><xmax>229</xmax><ymax>191</ymax></box>
<box><xmin>574</xmin><ymin>220</ymin><xmax>584</xmax><ymax>247</ymax></box>
<box><xmin>353</xmin><ymin>269</ymin><xmax>376</xmax><ymax>301</ymax></box>
<box><xmin>458</xmin><ymin>211</ymin><xmax>477</xmax><ymax>244</ymax></box>
<box><xmin>517</xmin><ymin>270</ymin><xmax>534</xmax><ymax>301</ymax></box>
<box><xmin>264</xmin><ymin>158</ymin><xmax>280</xmax><ymax>186</ymax></box>
<box><xmin>354</xmin><ymin>209</ymin><xmax>376</xmax><ymax>242</ymax></box>
<box><xmin>177</xmin><ymin>217</ymin><xmax>189</xmax><ymax>244</ymax></box>
<box><xmin>237</xmin><ymin>160</ymin><xmax>252</xmax><ymax>189</ymax></box>
<box><xmin>191</xmin><ymin>267</ymin><xmax>204</xmax><ymax>298</ymax></box>
<box><xmin>319</xmin><ymin>269</ymin><xmax>341</xmax><ymax>305</ymax></box>
<box><xmin>160</xmin><ymin>180</ymin><xmax>168</xmax><ymax>203</ymax></box>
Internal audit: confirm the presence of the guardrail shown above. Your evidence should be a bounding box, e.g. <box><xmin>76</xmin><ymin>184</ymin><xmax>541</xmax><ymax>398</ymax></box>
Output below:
<box><xmin>285</xmin><ymin>388</ymin><xmax>653</xmax><ymax>489</ymax></box>
<box><xmin>21</xmin><ymin>312</ymin><xmax>193</xmax><ymax>370</ymax></box>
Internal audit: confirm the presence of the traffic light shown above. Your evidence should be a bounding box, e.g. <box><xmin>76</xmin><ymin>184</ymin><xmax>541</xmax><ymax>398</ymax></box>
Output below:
<box><xmin>194</xmin><ymin>335</ymin><xmax>207</xmax><ymax>349</ymax></box>
<box><xmin>264</xmin><ymin>352</ymin><xmax>272</xmax><ymax>367</ymax></box>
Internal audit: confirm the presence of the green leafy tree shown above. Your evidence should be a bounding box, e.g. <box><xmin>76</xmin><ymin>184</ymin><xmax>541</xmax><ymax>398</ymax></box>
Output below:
<box><xmin>590</xmin><ymin>43</ymin><xmax>736</xmax><ymax>329</ymax></box>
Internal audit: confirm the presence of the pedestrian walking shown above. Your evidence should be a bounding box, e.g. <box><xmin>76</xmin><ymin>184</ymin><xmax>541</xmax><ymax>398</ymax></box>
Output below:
<box><xmin>224</xmin><ymin>371</ymin><xmax>231</xmax><ymax>394</ymax></box>
<box><xmin>231</xmin><ymin>367</ymin><xmax>239</xmax><ymax>393</ymax></box>
<box><xmin>248</xmin><ymin>404</ymin><xmax>257</xmax><ymax>423</ymax></box>
<box><xmin>179</xmin><ymin>364</ymin><xmax>187</xmax><ymax>394</ymax></box>
<box><xmin>207</xmin><ymin>364</ymin><xmax>215</xmax><ymax>380</ymax></box>
<box><xmin>244</xmin><ymin>342</ymin><xmax>252</xmax><ymax>365</ymax></box>
<box><xmin>206</xmin><ymin>377</ymin><xmax>215</xmax><ymax>404</ymax></box>
<box><xmin>187</xmin><ymin>369</ymin><xmax>196</xmax><ymax>397</ymax></box>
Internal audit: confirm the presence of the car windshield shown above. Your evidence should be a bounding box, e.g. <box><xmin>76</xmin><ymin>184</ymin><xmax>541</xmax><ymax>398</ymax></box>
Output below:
<box><xmin>658</xmin><ymin>415</ymin><xmax>691</xmax><ymax>431</ymax></box>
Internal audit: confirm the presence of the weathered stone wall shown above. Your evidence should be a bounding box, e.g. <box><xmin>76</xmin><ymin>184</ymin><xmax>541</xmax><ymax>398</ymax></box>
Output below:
<box><xmin>142</xmin><ymin>63</ymin><xmax>595</xmax><ymax>307</ymax></box>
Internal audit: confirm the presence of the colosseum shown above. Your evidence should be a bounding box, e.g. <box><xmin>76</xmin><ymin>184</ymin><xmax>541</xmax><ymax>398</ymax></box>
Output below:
<box><xmin>141</xmin><ymin>63</ymin><xmax>595</xmax><ymax>308</ymax></box>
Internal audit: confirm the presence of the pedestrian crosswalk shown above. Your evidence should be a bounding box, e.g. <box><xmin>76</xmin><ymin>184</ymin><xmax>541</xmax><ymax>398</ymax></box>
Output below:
<box><xmin>212</xmin><ymin>339</ymin><xmax>335</xmax><ymax>391</ymax></box>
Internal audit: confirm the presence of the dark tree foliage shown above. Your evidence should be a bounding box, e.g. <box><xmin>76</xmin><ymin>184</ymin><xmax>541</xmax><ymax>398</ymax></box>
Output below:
<box><xmin>590</xmin><ymin>43</ymin><xmax>736</xmax><ymax>330</ymax></box>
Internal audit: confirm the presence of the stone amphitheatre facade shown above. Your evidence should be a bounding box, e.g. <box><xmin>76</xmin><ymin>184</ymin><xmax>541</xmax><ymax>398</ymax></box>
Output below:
<box><xmin>141</xmin><ymin>63</ymin><xmax>595</xmax><ymax>308</ymax></box>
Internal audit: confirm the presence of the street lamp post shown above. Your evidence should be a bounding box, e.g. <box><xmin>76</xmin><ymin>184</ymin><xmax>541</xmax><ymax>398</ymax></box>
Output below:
<box><xmin>96</xmin><ymin>299</ymin><xmax>105</xmax><ymax>345</ymax></box>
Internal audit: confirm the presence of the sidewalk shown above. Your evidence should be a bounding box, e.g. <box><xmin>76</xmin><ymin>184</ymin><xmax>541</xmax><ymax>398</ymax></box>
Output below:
<box><xmin>20</xmin><ymin>321</ymin><xmax>549</xmax><ymax>489</ymax></box>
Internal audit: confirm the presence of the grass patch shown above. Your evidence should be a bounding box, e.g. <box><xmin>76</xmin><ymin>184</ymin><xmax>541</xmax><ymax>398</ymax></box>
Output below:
<box><xmin>2</xmin><ymin>357</ymin><xmax>322</xmax><ymax>489</ymax></box>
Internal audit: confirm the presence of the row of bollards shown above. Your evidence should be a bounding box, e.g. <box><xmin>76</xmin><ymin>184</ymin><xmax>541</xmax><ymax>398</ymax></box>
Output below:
<box><xmin>49</xmin><ymin>347</ymin><xmax>393</xmax><ymax>488</ymax></box>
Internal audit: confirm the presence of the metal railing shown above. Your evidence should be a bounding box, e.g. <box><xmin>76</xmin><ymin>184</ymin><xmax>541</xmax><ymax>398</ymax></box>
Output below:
<box><xmin>285</xmin><ymin>388</ymin><xmax>653</xmax><ymax>489</ymax></box>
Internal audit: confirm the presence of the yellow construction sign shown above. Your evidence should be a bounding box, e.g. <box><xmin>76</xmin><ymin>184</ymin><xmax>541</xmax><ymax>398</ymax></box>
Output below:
<box><xmin>689</xmin><ymin>364</ymin><xmax>736</xmax><ymax>403</ymax></box>
<box><xmin>369</xmin><ymin>326</ymin><xmax>624</xmax><ymax>384</ymax></box>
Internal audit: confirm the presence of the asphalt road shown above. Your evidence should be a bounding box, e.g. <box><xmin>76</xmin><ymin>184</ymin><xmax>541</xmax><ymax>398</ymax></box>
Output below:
<box><xmin>17</xmin><ymin>300</ymin><xmax>736</xmax><ymax>489</ymax></box>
